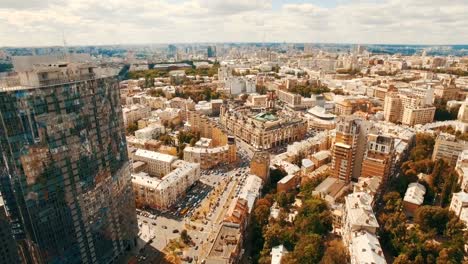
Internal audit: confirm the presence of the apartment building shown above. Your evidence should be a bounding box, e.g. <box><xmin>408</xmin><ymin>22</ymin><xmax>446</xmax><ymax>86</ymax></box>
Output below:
<box><xmin>132</xmin><ymin>160</ymin><xmax>200</xmax><ymax>210</ymax></box>
<box><xmin>449</xmin><ymin>191</ymin><xmax>468</xmax><ymax>228</ymax></box>
<box><xmin>276</xmin><ymin>89</ymin><xmax>302</xmax><ymax>108</ymax></box>
<box><xmin>184</xmin><ymin>143</ymin><xmax>236</xmax><ymax>169</ymax></box>
<box><xmin>133</xmin><ymin>149</ymin><xmax>177</xmax><ymax>177</ymax></box>
<box><xmin>331</xmin><ymin>117</ymin><xmax>370</xmax><ymax>183</ymax></box>
<box><xmin>250</xmin><ymin>152</ymin><xmax>271</xmax><ymax>183</ymax></box>
<box><xmin>361</xmin><ymin>133</ymin><xmax>395</xmax><ymax>185</ymax></box>
<box><xmin>185</xmin><ymin>111</ymin><xmax>237</xmax><ymax>168</ymax></box>
<box><xmin>343</xmin><ymin>192</ymin><xmax>386</xmax><ymax>264</ymax></box>
<box><xmin>432</xmin><ymin>133</ymin><xmax>468</xmax><ymax>165</ymax></box>
<box><xmin>123</xmin><ymin>104</ymin><xmax>151</xmax><ymax>126</ymax></box>
<box><xmin>383</xmin><ymin>90</ymin><xmax>435</xmax><ymax>126</ymax></box>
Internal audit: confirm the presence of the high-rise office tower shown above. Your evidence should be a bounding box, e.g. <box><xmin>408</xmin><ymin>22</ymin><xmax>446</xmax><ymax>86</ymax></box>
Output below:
<box><xmin>0</xmin><ymin>196</ymin><xmax>20</xmax><ymax>264</ymax></box>
<box><xmin>0</xmin><ymin>55</ymin><xmax>137</xmax><ymax>263</ymax></box>
<box><xmin>331</xmin><ymin>116</ymin><xmax>369</xmax><ymax>183</ymax></box>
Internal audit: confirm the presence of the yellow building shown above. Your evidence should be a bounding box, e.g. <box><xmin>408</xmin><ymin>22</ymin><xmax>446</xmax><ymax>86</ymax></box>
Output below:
<box><xmin>220</xmin><ymin>104</ymin><xmax>307</xmax><ymax>150</ymax></box>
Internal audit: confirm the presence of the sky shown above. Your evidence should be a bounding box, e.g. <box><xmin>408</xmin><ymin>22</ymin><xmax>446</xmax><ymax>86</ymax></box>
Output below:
<box><xmin>0</xmin><ymin>0</ymin><xmax>467</xmax><ymax>47</ymax></box>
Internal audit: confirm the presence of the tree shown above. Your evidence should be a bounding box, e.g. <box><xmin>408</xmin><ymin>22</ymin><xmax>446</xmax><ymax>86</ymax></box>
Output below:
<box><xmin>320</xmin><ymin>240</ymin><xmax>349</xmax><ymax>264</ymax></box>
<box><xmin>253</xmin><ymin>204</ymin><xmax>271</xmax><ymax>226</ymax></box>
<box><xmin>126</xmin><ymin>122</ymin><xmax>138</xmax><ymax>135</ymax></box>
<box><xmin>414</xmin><ymin>206</ymin><xmax>449</xmax><ymax>235</ymax></box>
<box><xmin>291</xmin><ymin>234</ymin><xmax>324</xmax><ymax>264</ymax></box>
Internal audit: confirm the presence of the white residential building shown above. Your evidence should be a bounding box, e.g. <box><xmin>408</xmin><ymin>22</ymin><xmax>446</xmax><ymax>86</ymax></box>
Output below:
<box><xmin>449</xmin><ymin>191</ymin><xmax>468</xmax><ymax>229</ymax></box>
<box><xmin>350</xmin><ymin>231</ymin><xmax>386</xmax><ymax>264</ymax></box>
<box><xmin>271</xmin><ymin>245</ymin><xmax>288</xmax><ymax>264</ymax></box>
<box><xmin>133</xmin><ymin>149</ymin><xmax>177</xmax><ymax>177</ymax></box>
<box><xmin>343</xmin><ymin>192</ymin><xmax>385</xmax><ymax>264</ymax></box>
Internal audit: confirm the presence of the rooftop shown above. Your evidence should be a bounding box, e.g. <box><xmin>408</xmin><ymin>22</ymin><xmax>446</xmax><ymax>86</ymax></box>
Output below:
<box><xmin>345</xmin><ymin>192</ymin><xmax>379</xmax><ymax>230</ymax></box>
<box><xmin>254</xmin><ymin>112</ymin><xmax>278</xmax><ymax>122</ymax></box>
<box><xmin>403</xmin><ymin>182</ymin><xmax>426</xmax><ymax>205</ymax></box>
<box><xmin>134</xmin><ymin>149</ymin><xmax>177</xmax><ymax>163</ymax></box>
<box><xmin>350</xmin><ymin>231</ymin><xmax>386</xmax><ymax>264</ymax></box>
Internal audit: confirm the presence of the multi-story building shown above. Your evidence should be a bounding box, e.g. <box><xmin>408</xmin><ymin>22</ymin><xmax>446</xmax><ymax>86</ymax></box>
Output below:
<box><xmin>383</xmin><ymin>90</ymin><xmax>435</xmax><ymax>126</ymax></box>
<box><xmin>185</xmin><ymin>112</ymin><xmax>237</xmax><ymax>168</ymax></box>
<box><xmin>361</xmin><ymin>133</ymin><xmax>395</xmax><ymax>185</ymax></box>
<box><xmin>135</xmin><ymin>124</ymin><xmax>165</xmax><ymax>140</ymax></box>
<box><xmin>134</xmin><ymin>149</ymin><xmax>177</xmax><ymax>177</ymax></box>
<box><xmin>0</xmin><ymin>55</ymin><xmax>137</xmax><ymax>263</ymax></box>
<box><xmin>184</xmin><ymin>143</ymin><xmax>236</xmax><ymax>169</ymax></box>
<box><xmin>343</xmin><ymin>192</ymin><xmax>385</xmax><ymax>264</ymax></box>
<box><xmin>434</xmin><ymin>77</ymin><xmax>460</xmax><ymax>101</ymax></box>
<box><xmin>0</xmin><ymin>197</ymin><xmax>20</xmax><ymax>264</ymax></box>
<box><xmin>220</xmin><ymin>104</ymin><xmax>307</xmax><ymax>150</ymax></box>
<box><xmin>455</xmin><ymin>150</ymin><xmax>468</xmax><ymax>191</ymax></box>
<box><xmin>349</xmin><ymin>231</ymin><xmax>386</xmax><ymax>264</ymax></box>
<box><xmin>123</xmin><ymin>104</ymin><xmax>151</xmax><ymax>126</ymax></box>
<box><xmin>432</xmin><ymin>133</ymin><xmax>468</xmax><ymax>165</ymax></box>
<box><xmin>131</xmin><ymin>160</ymin><xmax>200</xmax><ymax>210</ymax></box>
<box><xmin>331</xmin><ymin>117</ymin><xmax>370</xmax><ymax>183</ymax></box>
<box><xmin>449</xmin><ymin>191</ymin><xmax>468</xmax><ymax>228</ymax></box>
<box><xmin>335</xmin><ymin>98</ymin><xmax>372</xmax><ymax>116</ymax></box>
<box><xmin>250</xmin><ymin>152</ymin><xmax>271</xmax><ymax>183</ymax></box>
<box><xmin>276</xmin><ymin>89</ymin><xmax>302</xmax><ymax>108</ymax></box>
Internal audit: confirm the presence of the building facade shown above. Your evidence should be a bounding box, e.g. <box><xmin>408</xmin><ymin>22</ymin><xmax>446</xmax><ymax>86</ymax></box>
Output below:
<box><xmin>0</xmin><ymin>57</ymin><xmax>137</xmax><ymax>264</ymax></box>
<box><xmin>220</xmin><ymin>104</ymin><xmax>307</xmax><ymax>150</ymax></box>
<box><xmin>361</xmin><ymin>133</ymin><xmax>395</xmax><ymax>185</ymax></box>
<box><xmin>132</xmin><ymin>161</ymin><xmax>200</xmax><ymax>210</ymax></box>
<box><xmin>331</xmin><ymin>117</ymin><xmax>369</xmax><ymax>183</ymax></box>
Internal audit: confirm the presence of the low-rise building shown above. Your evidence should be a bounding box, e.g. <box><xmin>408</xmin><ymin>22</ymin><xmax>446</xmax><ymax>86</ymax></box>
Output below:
<box><xmin>403</xmin><ymin>182</ymin><xmax>426</xmax><ymax>217</ymax></box>
<box><xmin>271</xmin><ymin>245</ymin><xmax>288</xmax><ymax>264</ymax></box>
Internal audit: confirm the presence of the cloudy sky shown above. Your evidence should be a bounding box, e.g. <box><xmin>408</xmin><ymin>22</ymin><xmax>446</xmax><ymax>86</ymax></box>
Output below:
<box><xmin>0</xmin><ymin>0</ymin><xmax>467</xmax><ymax>47</ymax></box>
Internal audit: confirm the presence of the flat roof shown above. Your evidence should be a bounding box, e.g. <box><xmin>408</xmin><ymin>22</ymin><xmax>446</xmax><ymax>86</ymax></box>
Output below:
<box><xmin>134</xmin><ymin>149</ymin><xmax>177</xmax><ymax>163</ymax></box>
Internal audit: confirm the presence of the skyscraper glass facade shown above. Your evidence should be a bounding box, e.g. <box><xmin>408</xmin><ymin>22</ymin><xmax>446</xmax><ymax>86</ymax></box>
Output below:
<box><xmin>0</xmin><ymin>76</ymin><xmax>137</xmax><ymax>263</ymax></box>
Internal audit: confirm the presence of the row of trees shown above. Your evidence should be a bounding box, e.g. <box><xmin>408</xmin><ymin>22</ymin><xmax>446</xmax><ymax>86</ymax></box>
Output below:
<box><xmin>174</xmin><ymin>87</ymin><xmax>223</xmax><ymax>103</ymax></box>
<box><xmin>247</xmin><ymin>168</ymin><xmax>348</xmax><ymax>264</ymax></box>
<box><xmin>289</xmin><ymin>84</ymin><xmax>331</xmax><ymax>97</ymax></box>
<box><xmin>396</xmin><ymin>133</ymin><xmax>460</xmax><ymax>207</ymax></box>
<box><xmin>378</xmin><ymin>192</ymin><xmax>466</xmax><ymax>263</ymax></box>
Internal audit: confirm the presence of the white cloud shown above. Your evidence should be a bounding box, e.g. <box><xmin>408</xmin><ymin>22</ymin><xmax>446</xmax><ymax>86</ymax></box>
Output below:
<box><xmin>0</xmin><ymin>0</ymin><xmax>466</xmax><ymax>46</ymax></box>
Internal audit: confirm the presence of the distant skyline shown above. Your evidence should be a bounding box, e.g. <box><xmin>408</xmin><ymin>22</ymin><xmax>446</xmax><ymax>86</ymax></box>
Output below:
<box><xmin>1</xmin><ymin>0</ymin><xmax>467</xmax><ymax>47</ymax></box>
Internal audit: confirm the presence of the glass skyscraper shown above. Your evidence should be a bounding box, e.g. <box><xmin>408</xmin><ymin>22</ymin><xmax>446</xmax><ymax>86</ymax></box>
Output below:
<box><xmin>0</xmin><ymin>56</ymin><xmax>138</xmax><ymax>264</ymax></box>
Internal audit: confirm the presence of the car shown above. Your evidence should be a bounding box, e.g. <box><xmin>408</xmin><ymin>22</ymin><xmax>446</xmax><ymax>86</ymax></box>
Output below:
<box><xmin>142</xmin><ymin>220</ymin><xmax>148</xmax><ymax>223</ymax></box>
<box><xmin>172</xmin><ymin>229</ymin><xmax>179</xmax><ymax>233</ymax></box>
<box><xmin>200</xmin><ymin>227</ymin><xmax>204</xmax><ymax>231</ymax></box>
<box><xmin>151</xmin><ymin>222</ymin><xmax>156</xmax><ymax>226</ymax></box>
<box><xmin>162</xmin><ymin>225</ymin><xmax>167</xmax><ymax>229</ymax></box>
<box><xmin>195</xmin><ymin>246</ymin><xmax>199</xmax><ymax>250</ymax></box>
